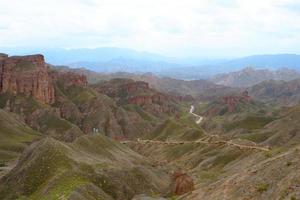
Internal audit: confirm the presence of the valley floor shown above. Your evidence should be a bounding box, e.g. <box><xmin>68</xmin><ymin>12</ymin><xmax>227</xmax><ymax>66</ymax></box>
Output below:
<box><xmin>122</xmin><ymin>105</ymin><xmax>284</xmax><ymax>200</ymax></box>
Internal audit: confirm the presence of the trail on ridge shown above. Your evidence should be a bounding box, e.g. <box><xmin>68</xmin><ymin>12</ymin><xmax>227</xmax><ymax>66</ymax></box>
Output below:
<box><xmin>121</xmin><ymin>105</ymin><xmax>270</xmax><ymax>152</ymax></box>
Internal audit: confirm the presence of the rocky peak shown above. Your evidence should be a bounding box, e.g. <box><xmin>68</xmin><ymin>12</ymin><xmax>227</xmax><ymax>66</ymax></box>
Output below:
<box><xmin>0</xmin><ymin>54</ymin><xmax>55</xmax><ymax>104</ymax></box>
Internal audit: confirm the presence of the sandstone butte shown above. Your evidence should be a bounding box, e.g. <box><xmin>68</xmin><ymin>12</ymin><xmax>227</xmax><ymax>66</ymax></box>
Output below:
<box><xmin>0</xmin><ymin>54</ymin><xmax>88</xmax><ymax>105</ymax></box>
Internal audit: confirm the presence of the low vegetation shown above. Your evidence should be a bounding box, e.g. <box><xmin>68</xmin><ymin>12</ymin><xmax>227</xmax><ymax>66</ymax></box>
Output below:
<box><xmin>0</xmin><ymin>109</ymin><xmax>40</xmax><ymax>162</ymax></box>
<box><xmin>256</xmin><ymin>183</ymin><xmax>269</xmax><ymax>193</ymax></box>
<box><xmin>225</xmin><ymin>116</ymin><xmax>274</xmax><ymax>131</ymax></box>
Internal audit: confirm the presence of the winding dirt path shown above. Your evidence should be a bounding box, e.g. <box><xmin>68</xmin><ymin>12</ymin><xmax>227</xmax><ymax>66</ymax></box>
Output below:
<box><xmin>121</xmin><ymin>105</ymin><xmax>270</xmax><ymax>152</ymax></box>
<box><xmin>189</xmin><ymin>105</ymin><xmax>203</xmax><ymax>124</ymax></box>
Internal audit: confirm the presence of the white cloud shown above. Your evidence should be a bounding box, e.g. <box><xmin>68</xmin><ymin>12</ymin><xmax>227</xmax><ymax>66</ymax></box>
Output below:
<box><xmin>0</xmin><ymin>0</ymin><xmax>300</xmax><ymax>57</ymax></box>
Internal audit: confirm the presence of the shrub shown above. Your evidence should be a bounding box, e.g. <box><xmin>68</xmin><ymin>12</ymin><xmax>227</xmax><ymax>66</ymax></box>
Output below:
<box><xmin>256</xmin><ymin>183</ymin><xmax>269</xmax><ymax>193</ymax></box>
<box><xmin>290</xmin><ymin>196</ymin><xmax>296</xmax><ymax>200</ymax></box>
<box><xmin>0</xmin><ymin>161</ymin><xmax>6</xmax><ymax>167</ymax></box>
<box><xmin>225</xmin><ymin>116</ymin><xmax>274</xmax><ymax>131</ymax></box>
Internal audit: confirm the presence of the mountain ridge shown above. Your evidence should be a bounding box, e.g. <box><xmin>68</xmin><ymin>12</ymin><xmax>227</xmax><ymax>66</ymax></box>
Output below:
<box><xmin>4</xmin><ymin>49</ymin><xmax>300</xmax><ymax>78</ymax></box>
<box><xmin>211</xmin><ymin>66</ymin><xmax>300</xmax><ymax>87</ymax></box>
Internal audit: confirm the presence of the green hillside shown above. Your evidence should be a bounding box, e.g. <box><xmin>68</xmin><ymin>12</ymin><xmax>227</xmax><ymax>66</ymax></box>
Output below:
<box><xmin>0</xmin><ymin>109</ymin><xmax>40</xmax><ymax>162</ymax></box>
<box><xmin>0</xmin><ymin>135</ymin><xmax>171</xmax><ymax>200</ymax></box>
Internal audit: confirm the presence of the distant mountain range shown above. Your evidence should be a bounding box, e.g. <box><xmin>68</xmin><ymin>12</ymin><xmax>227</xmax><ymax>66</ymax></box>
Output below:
<box><xmin>158</xmin><ymin>54</ymin><xmax>300</xmax><ymax>79</ymax></box>
<box><xmin>68</xmin><ymin>58</ymin><xmax>181</xmax><ymax>73</ymax></box>
<box><xmin>2</xmin><ymin>47</ymin><xmax>181</xmax><ymax>73</ymax></box>
<box><xmin>53</xmin><ymin>65</ymin><xmax>230</xmax><ymax>97</ymax></box>
<box><xmin>70</xmin><ymin>51</ymin><xmax>300</xmax><ymax>80</ymax></box>
<box><xmin>2</xmin><ymin>47</ymin><xmax>300</xmax><ymax>78</ymax></box>
<box><xmin>221</xmin><ymin>54</ymin><xmax>300</xmax><ymax>71</ymax></box>
<box><xmin>211</xmin><ymin>67</ymin><xmax>300</xmax><ymax>88</ymax></box>
<box><xmin>2</xmin><ymin>47</ymin><xmax>169</xmax><ymax>64</ymax></box>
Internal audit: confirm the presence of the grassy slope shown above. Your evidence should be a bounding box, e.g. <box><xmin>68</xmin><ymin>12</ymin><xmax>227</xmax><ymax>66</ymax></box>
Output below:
<box><xmin>0</xmin><ymin>91</ymin><xmax>84</xmax><ymax>142</ymax></box>
<box><xmin>0</xmin><ymin>135</ymin><xmax>172</xmax><ymax>200</ymax></box>
<box><xmin>224</xmin><ymin>116</ymin><xmax>274</xmax><ymax>132</ymax></box>
<box><xmin>129</xmin><ymin>115</ymin><xmax>250</xmax><ymax>187</ymax></box>
<box><xmin>0</xmin><ymin>109</ymin><xmax>40</xmax><ymax>161</ymax></box>
<box><xmin>123</xmin><ymin>104</ymin><xmax>158</xmax><ymax>122</ymax></box>
<box><xmin>146</xmin><ymin>116</ymin><xmax>206</xmax><ymax>141</ymax></box>
<box><xmin>0</xmin><ymin>93</ymin><xmax>43</xmax><ymax>115</ymax></box>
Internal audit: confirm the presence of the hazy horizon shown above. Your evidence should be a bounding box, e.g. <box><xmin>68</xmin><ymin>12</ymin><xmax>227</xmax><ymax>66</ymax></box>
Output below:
<box><xmin>2</xmin><ymin>46</ymin><xmax>300</xmax><ymax>61</ymax></box>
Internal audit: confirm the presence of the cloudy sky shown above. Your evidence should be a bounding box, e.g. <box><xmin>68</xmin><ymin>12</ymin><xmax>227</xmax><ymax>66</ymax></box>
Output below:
<box><xmin>1</xmin><ymin>0</ymin><xmax>300</xmax><ymax>57</ymax></box>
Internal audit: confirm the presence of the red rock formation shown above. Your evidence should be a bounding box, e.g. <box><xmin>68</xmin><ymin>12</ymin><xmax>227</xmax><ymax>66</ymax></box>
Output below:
<box><xmin>123</xmin><ymin>81</ymin><xmax>149</xmax><ymax>93</ymax></box>
<box><xmin>125</xmin><ymin>90</ymin><xmax>179</xmax><ymax>114</ymax></box>
<box><xmin>172</xmin><ymin>169</ymin><xmax>194</xmax><ymax>195</ymax></box>
<box><xmin>93</xmin><ymin>79</ymin><xmax>178</xmax><ymax>115</ymax></box>
<box><xmin>128</xmin><ymin>95</ymin><xmax>153</xmax><ymax>105</ymax></box>
<box><xmin>0</xmin><ymin>54</ymin><xmax>55</xmax><ymax>104</ymax></box>
<box><xmin>222</xmin><ymin>91</ymin><xmax>252</xmax><ymax>112</ymax></box>
<box><xmin>128</xmin><ymin>93</ymin><xmax>172</xmax><ymax>106</ymax></box>
<box><xmin>151</xmin><ymin>93</ymin><xmax>168</xmax><ymax>103</ymax></box>
<box><xmin>52</xmin><ymin>71</ymin><xmax>88</xmax><ymax>88</ymax></box>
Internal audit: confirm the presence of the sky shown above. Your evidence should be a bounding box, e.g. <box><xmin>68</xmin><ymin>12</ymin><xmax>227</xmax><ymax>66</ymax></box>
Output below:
<box><xmin>1</xmin><ymin>0</ymin><xmax>300</xmax><ymax>58</ymax></box>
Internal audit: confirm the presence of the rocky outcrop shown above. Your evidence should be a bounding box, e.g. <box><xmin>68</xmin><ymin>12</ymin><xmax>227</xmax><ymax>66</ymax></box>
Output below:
<box><xmin>203</xmin><ymin>91</ymin><xmax>254</xmax><ymax>117</ymax></box>
<box><xmin>128</xmin><ymin>93</ymin><xmax>177</xmax><ymax>114</ymax></box>
<box><xmin>222</xmin><ymin>91</ymin><xmax>252</xmax><ymax>112</ymax></box>
<box><xmin>0</xmin><ymin>54</ymin><xmax>55</xmax><ymax>104</ymax></box>
<box><xmin>128</xmin><ymin>95</ymin><xmax>153</xmax><ymax>105</ymax></box>
<box><xmin>52</xmin><ymin>71</ymin><xmax>87</xmax><ymax>88</ymax></box>
<box><xmin>93</xmin><ymin>79</ymin><xmax>179</xmax><ymax>115</ymax></box>
<box><xmin>123</xmin><ymin>81</ymin><xmax>149</xmax><ymax>93</ymax></box>
<box><xmin>171</xmin><ymin>169</ymin><xmax>194</xmax><ymax>195</ymax></box>
<box><xmin>95</xmin><ymin>79</ymin><xmax>150</xmax><ymax>98</ymax></box>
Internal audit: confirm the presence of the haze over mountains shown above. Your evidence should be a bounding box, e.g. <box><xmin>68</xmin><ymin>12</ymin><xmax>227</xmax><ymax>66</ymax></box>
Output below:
<box><xmin>4</xmin><ymin>47</ymin><xmax>300</xmax><ymax>79</ymax></box>
<box><xmin>211</xmin><ymin>67</ymin><xmax>300</xmax><ymax>88</ymax></box>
